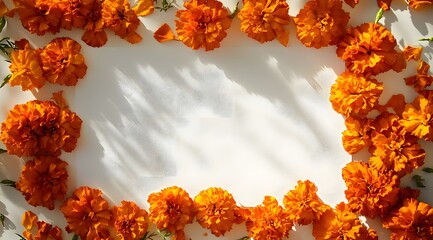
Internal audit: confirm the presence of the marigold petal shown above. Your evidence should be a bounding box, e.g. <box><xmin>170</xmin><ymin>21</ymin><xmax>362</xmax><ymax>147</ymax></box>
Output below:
<box><xmin>154</xmin><ymin>23</ymin><xmax>176</xmax><ymax>43</ymax></box>
<box><xmin>132</xmin><ymin>0</ymin><xmax>154</xmax><ymax>16</ymax></box>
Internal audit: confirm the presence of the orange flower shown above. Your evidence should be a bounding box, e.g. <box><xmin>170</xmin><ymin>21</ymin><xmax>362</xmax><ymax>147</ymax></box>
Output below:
<box><xmin>194</xmin><ymin>187</ymin><xmax>242</xmax><ymax>237</ymax></box>
<box><xmin>58</xmin><ymin>0</ymin><xmax>95</xmax><ymax>30</ymax></box>
<box><xmin>81</xmin><ymin>0</ymin><xmax>108</xmax><ymax>47</ymax></box>
<box><xmin>0</xmin><ymin>95</ymin><xmax>82</xmax><ymax>157</ymax></box>
<box><xmin>112</xmin><ymin>201</ymin><xmax>149</xmax><ymax>240</ymax></box>
<box><xmin>283</xmin><ymin>180</ymin><xmax>330</xmax><ymax>225</ymax></box>
<box><xmin>238</xmin><ymin>0</ymin><xmax>290</xmax><ymax>46</ymax></box>
<box><xmin>342</xmin><ymin>161</ymin><xmax>399</xmax><ymax>218</ymax></box>
<box><xmin>399</xmin><ymin>94</ymin><xmax>433</xmax><ymax>141</ymax></box>
<box><xmin>330</xmin><ymin>71</ymin><xmax>383</xmax><ymax>118</ymax></box>
<box><xmin>313</xmin><ymin>202</ymin><xmax>375</xmax><ymax>240</ymax></box>
<box><xmin>404</xmin><ymin>61</ymin><xmax>433</xmax><ymax>92</ymax></box>
<box><xmin>344</xmin><ymin>0</ymin><xmax>392</xmax><ymax>10</ymax></box>
<box><xmin>369</xmin><ymin>112</ymin><xmax>426</xmax><ymax>176</ymax></box>
<box><xmin>383</xmin><ymin>198</ymin><xmax>433</xmax><ymax>239</ymax></box>
<box><xmin>13</xmin><ymin>0</ymin><xmax>62</xmax><ymax>35</ymax></box>
<box><xmin>294</xmin><ymin>0</ymin><xmax>349</xmax><ymax>48</ymax></box>
<box><xmin>244</xmin><ymin>196</ymin><xmax>292</xmax><ymax>240</ymax></box>
<box><xmin>336</xmin><ymin>23</ymin><xmax>406</xmax><ymax>76</ymax></box>
<box><xmin>408</xmin><ymin>0</ymin><xmax>433</xmax><ymax>9</ymax></box>
<box><xmin>148</xmin><ymin>186</ymin><xmax>195</xmax><ymax>240</ymax></box>
<box><xmin>60</xmin><ymin>186</ymin><xmax>112</xmax><ymax>240</ymax></box>
<box><xmin>22</xmin><ymin>211</ymin><xmax>63</xmax><ymax>240</ymax></box>
<box><xmin>102</xmin><ymin>0</ymin><xmax>142</xmax><ymax>44</ymax></box>
<box><xmin>403</xmin><ymin>45</ymin><xmax>422</xmax><ymax>62</ymax></box>
<box><xmin>175</xmin><ymin>0</ymin><xmax>232</xmax><ymax>51</ymax></box>
<box><xmin>16</xmin><ymin>156</ymin><xmax>68</xmax><ymax>210</ymax></box>
<box><xmin>342</xmin><ymin>116</ymin><xmax>373</xmax><ymax>154</ymax></box>
<box><xmin>9</xmin><ymin>48</ymin><xmax>45</xmax><ymax>90</ymax></box>
<box><xmin>40</xmin><ymin>37</ymin><xmax>87</xmax><ymax>86</ymax></box>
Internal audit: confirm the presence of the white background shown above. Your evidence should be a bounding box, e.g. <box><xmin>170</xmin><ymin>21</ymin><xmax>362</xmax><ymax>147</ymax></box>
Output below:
<box><xmin>0</xmin><ymin>0</ymin><xmax>432</xmax><ymax>239</ymax></box>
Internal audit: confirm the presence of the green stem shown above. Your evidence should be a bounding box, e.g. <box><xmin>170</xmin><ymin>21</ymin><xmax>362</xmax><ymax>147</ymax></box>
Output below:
<box><xmin>15</xmin><ymin>233</ymin><xmax>26</xmax><ymax>240</ymax></box>
<box><xmin>72</xmin><ymin>234</ymin><xmax>79</xmax><ymax>240</ymax></box>
<box><xmin>230</xmin><ymin>2</ymin><xmax>240</xmax><ymax>19</ymax></box>
<box><xmin>0</xmin><ymin>179</ymin><xmax>16</xmax><ymax>188</ymax></box>
<box><xmin>419</xmin><ymin>37</ymin><xmax>433</xmax><ymax>42</ymax></box>
<box><xmin>375</xmin><ymin>7</ymin><xmax>384</xmax><ymax>24</ymax></box>
<box><xmin>0</xmin><ymin>148</ymin><xmax>7</xmax><ymax>154</ymax></box>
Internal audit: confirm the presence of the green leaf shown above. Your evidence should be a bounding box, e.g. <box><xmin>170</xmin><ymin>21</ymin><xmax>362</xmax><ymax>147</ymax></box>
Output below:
<box><xmin>0</xmin><ymin>213</ymin><xmax>5</xmax><ymax>227</ymax></box>
<box><xmin>230</xmin><ymin>2</ymin><xmax>240</xmax><ymax>19</ymax></box>
<box><xmin>423</xmin><ymin>167</ymin><xmax>433</xmax><ymax>173</ymax></box>
<box><xmin>0</xmin><ymin>179</ymin><xmax>16</xmax><ymax>188</ymax></box>
<box><xmin>419</xmin><ymin>37</ymin><xmax>433</xmax><ymax>42</ymax></box>
<box><xmin>155</xmin><ymin>0</ymin><xmax>174</xmax><ymax>12</ymax></box>
<box><xmin>0</xmin><ymin>148</ymin><xmax>7</xmax><ymax>154</ymax></box>
<box><xmin>142</xmin><ymin>231</ymin><xmax>157</xmax><ymax>240</ymax></box>
<box><xmin>0</xmin><ymin>74</ymin><xmax>10</xmax><ymax>88</ymax></box>
<box><xmin>375</xmin><ymin>7</ymin><xmax>384</xmax><ymax>24</ymax></box>
<box><xmin>412</xmin><ymin>175</ymin><xmax>426</xmax><ymax>188</ymax></box>
<box><xmin>15</xmin><ymin>233</ymin><xmax>26</xmax><ymax>240</ymax></box>
<box><xmin>72</xmin><ymin>234</ymin><xmax>79</xmax><ymax>240</ymax></box>
<box><xmin>0</xmin><ymin>17</ymin><xmax>6</xmax><ymax>33</ymax></box>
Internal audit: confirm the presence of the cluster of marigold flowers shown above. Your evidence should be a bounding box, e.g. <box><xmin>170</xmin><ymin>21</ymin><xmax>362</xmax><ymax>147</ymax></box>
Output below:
<box><xmin>2</xmin><ymin>0</ymin><xmax>153</xmax><ymax>47</ymax></box>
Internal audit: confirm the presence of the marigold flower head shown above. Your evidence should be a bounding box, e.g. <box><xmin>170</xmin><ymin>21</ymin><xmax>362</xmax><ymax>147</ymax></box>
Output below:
<box><xmin>16</xmin><ymin>156</ymin><xmax>68</xmax><ymax>210</ymax></box>
<box><xmin>0</xmin><ymin>95</ymin><xmax>82</xmax><ymax>157</ymax></box>
<box><xmin>112</xmin><ymin>201</ymin><xmax>149</xmax><ymax>240</ymax></box>
<box><xmin>404</xmin><ymin>61</ymin><xmax>433</xmax><ymax>92</ymax></box>
<box><xmin>342</xmin><ymin>161</ymin><xmax>399</xmax><ymax>218</ymax></box>
<box><xmin>342</xmin><ymin>116</ymin><xmax>373</xmax><ymax>154</ymax></box>
<box><xmin>399</xmin><ymin>94</ymin><xmax>433</xmax><ymax>141</ymax></box>
<box><xmin>9</xmin><ymin>48</ymin><xmax>45</xmax><ymax>90</ymax></box>
<box><xmin>194</xmin><ymin>187</ymin><xmax>242</xmax><ymax>237</ymax></box>
<box><xmin>238</xmin><ymin>0</ymin><xmax>291</xmax><ymax>46</ymax></box>
<box><xmin>294</xmin><ymin>0</ymin><xmax>349</xmax><ymax>48</ymax></box>
<box><xmin>330</xmin><ymin>71</ymin><xmax>383</xmax><ymax>118</ymax></box>
<box><xmin>81</xmin><ymin>0</ymin><xmax>108</xmax><ymax>47</ymax></box>
<box><xmin>283</xmin><ymin>180</ymin><xmax>330</xmax><ymax>225</ymax></box>
<box><xmin>41</xmin><ymin>37</ymin><xmax>87</xmax><ymax>86</ymax></box>
<box><xmin>60</xmin><ymin>186</ymin><xmax>112</xmax><ymax>240</ymax></box>
<box><xmin>102</xmin><ymin>0</ymin><xmax>142</xmax><ymax>44</ymax></box>
<box><xmin>336</xmin><ymin>23</ymin><xmax>406</xmax><ymax>76</ymax></box>
<box><xmin>22</xmin><ymin>211</ymin><xmax>62</xmax><ymax>240</ymax></box>
<box><xmin>58</xmin><ymin>0</ymin><xmax>94</xmax><ymax>30</ymax></box>
<box><xmin>383</xmin><ymin>198</ymin><xmax>433</xmax><ymax>239</ymax></box>
<box><xmin>14</xmin><ymin>0</ymin><xmax>62</xmax><ymax>35</ymax></box>
<box><xmin>175</xmin><ymin>0</ymin><xmax>232</xmax><ymax>51</ymax></box>
<box><xmin>313</xmin><ymin>202</ymin><xmax>375</xmax><ymax>240</ymax></box>
<box><xmin>148</xmin><ymin>186</ymin><xmax>195</xmax><ymax>239</ymax></box>
<box><xmin>244</xmin><ymin>196</ymin><xmax>293</xmax><ymax>240</ymax></box>
<box><xmin>369</xmin><ymin>112</ymin><xmax>426</xmax><ymax>176</ymax></box>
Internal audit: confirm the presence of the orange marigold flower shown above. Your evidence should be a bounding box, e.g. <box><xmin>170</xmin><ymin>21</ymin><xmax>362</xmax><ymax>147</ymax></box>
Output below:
<box><xmin>0</xmin><ymin>96</ymin><xmax>82</xmax><ymax>157</ymax></box>
<box><xmin>60</xmin><ymin>186</ymin><xmax>112</xmax><ymax>240</ymax></box>
<box><xmin>399</xmin><ymin>94</ymin><xmax>433</xmax><ymax>141</ymax></box>
<box><xmin>81</xmin><ymin>0</ymin><xmax>108</xmax><ymax>47</ymax></box>
<box><xmin>283</xmin><ymin>180</ymin><xmax>330</xmax><ymax>225</ymax></box>
<box><xmin>244</xmin><ymin>196</ymin><xmax>292</xmax><ymax>239</ymax></box>
<box><xmin>336</xmin><ymin>23</ymin><xmax>406</xmax><ymax>76</ymax></box>
<box><xmin>148</xmin><ymin>186</ymin><xmax>195</xmax><ymax>240</ymax></box>
<box><xmin>16</xmin><ymin>156</ymin><xmax>68</xmax><ymax>210</ymax></box>
<box><xmin>408</xmin><ymin>0</ymin><xmax>433</xmax><ymax>9</ymax></box>
<box><xmin>369</xmin><ymin>112</ymin><xmax>425</xmax><ymax>176</ymax></box>
<box><xmin>383</xmin><ymin>198</ymin><xmax>433</xmax><ymax>239</ymax></box>
<box><xmin>13</xmin><ymin>0</ymin><xmax>62</xmax><ymax>35</ymax></box>
<box><xmin>330</xmin><ymin>71</ymin><xmax>383</xmax><ymax>118</ymax></box>
<box><xmin>238</xmin><ymin>0</ymin><xmax>290</xmax><ymax>46</ymax></box>
<box><xmin>313</xmin><ymin>202</ymin><xmax>374</xmax><ymax>240</ymax></box>
<box><xmin>175</xmin><ymin>0</ymin><xmax>232</xmax><ymax>51</ymax></box>
<box><xmin>40</xmin><ymin>37</ymin><xmax>87</xmax><ymax>86</ymax></box>
<box><xmin>112</xmin><ymin>201</ymin><xmax>149</xmax><ymax>240</ymax></box>
<box><xmin>294</xmin><ymin>0</ymin><xmax>349</xmax><ymax>48</ymax></box>
<box><xmin>342</xmin><ymin>116</ymin><xmax>373</xmax><ymax>154</ymax></box>
<box><xmin>403</xmin><ymin>45</ymin><xmax>422</xmax><ymax>62</ymax></box>
<box><xmin>22</xmin><ymin>211</ymin><xmax>63</xmax><ymax>240</ymax></box>
<box><xmin>58</xmin><ymin>0</ymin><xmax>95</xmax><ymax>30</ymax></box>
<box><xmin>405</xmin><ymin>61</ymin><xmax>433</xmax><ymax>92</ymax></box>
<box><xmin>194</xmin><ymin>187</ymin><xmax>242</xmax><ymax>237</ymax></box>
<box><xmin>342</xmin><ymin>161</ymin><xmax>399</xmax><ymax>218</ymax></box>
<box><xmin>9</xmin><ymin>48</ymin><xmax>45</xmax><ymax>90</ymax></box>
<box><xmin>102</xmin><ymin>0</ymin><xmax>142</xmax><ymax>44</ymax></box>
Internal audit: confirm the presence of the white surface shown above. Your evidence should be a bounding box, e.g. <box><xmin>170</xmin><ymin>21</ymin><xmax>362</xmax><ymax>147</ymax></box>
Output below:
<box><xmin>0</xmin><ymin>0</ymin><xmax>432</xmax><ymax>239</ymax></box>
